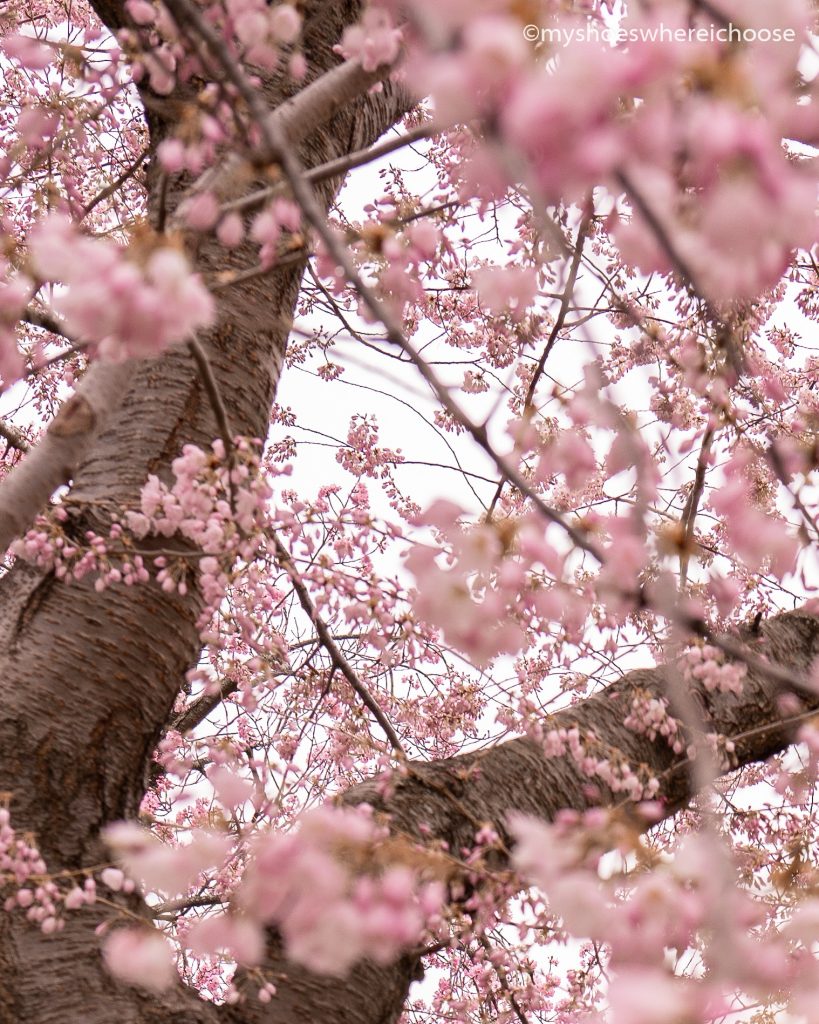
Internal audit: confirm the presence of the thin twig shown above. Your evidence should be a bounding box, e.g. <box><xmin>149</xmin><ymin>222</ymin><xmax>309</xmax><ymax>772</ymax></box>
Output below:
<box><xmin>679</xmin><ymin>425</ymin><xmax>715</xmax><ymax>588</ymax></box>
<box><xmin>272</xmin><ymin>534</ymin><xmax>405</xmax><ymax>756</ymax></box>
<box><xmin>221</xmin><ymin>124</ymin><xmax>436</xmax><ymax>217</ymax></box>
<box><xmin>81</xmin><ymin>149</ymin><xmax>148</xmax><ymax>219</ymax></box>
<box><xmin>487</xmin><ymin>206</ymin><xmax>593</xmax><ymax>518</ymax></box>
<box><xmin>186</xmin><ymin>337</ymin><xmax>234</xmax><ymax>462</ymax></box>
<box><xmin>615</xmin><ymin>169</ymin><xmax>743</xmax><ymax>375</ymax></box>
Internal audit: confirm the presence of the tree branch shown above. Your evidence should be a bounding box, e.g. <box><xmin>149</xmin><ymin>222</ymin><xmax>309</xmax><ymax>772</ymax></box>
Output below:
<box><xmin>228</xmin><ymin>608</ymin><xmax>819</xmax><ymax>1022</ymax></box>
<box><xmin>0</xmin><ymin>418</ymin><xmax>31</xmax><ymax>453</ymax></box>
<box><xmin>0</xmin><ymin>361</ymin><xmax>134</xmax><ymax>552</ymax></box>
<box><xmin>272</xmin><ymin>534</ymin><xmax>406</xmax><ymax>756</ymax></box>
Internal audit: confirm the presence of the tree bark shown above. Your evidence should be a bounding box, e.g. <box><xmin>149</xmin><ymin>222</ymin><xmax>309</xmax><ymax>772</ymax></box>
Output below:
<box><xmin>1</xmin><ymin>3</ymin><xmax>817</xmax><ymax>1024</ymax></box>
<box><xmin>0</xmin><ymin>3</ymin><xmax>410</xmax><ymax>1020</ymax></box>
<box><xmin>224</xmin><ymin>608</ymin><xmax>819</xmax><ymax>1024</ymax></box>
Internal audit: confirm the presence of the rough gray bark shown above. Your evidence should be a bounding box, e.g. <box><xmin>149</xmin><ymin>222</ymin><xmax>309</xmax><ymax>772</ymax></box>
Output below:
<box><xmin>0</xmin><ymin>3</ymin><xmax>817</xmax><ymax>1024</ymax></box>
<box><xmin>0</xmin><ymin>3</ymin><xmax>411</xmax><ymax>1021</ymax></box>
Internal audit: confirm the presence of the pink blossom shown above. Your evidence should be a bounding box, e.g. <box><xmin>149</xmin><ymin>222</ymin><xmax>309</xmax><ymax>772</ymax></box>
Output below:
<box><xmin>473</xmin><ymin>265</ymin><xmax>537</xmax><ymax>321</ymax></box>
<box><xmin>207</xmin><ymin>764</ymin><xmax>257</xmax><ymax>810</ymax></box>
<box><xmin>125</xmin><ymin>0</ymin><xmax>156</xmax><ymax>25</ymax></box>
<box><xmin>27</xmin><ymin>216</ymin><xmax>214</xmax><ymax>360</ymax></box>
<box><xmin>104</xmin><ymin>822</ymin><xmax>229</xmax><ymax>896</ymax></box>
<box><xmin>186</xmin><ymin>913</ymin><xmax>265</xmax><ymax>966</ymax></box>
<box><xmin>709</xmin><ymin>451</ymin><xmax>798</xmax><ymax>578</ymax></box>
<box><xmin>2</xmin><ymin>34</ymin><xmax>53</xmax><ymax>70</ymax></box>
<box><xmin>269</xmin><ymin>4</ymin><xmax>301</xmax><ymax>43</ymax></box>
<box><xmin>102</xmin><ymin>928</ymin><xmax>176</xmax><ymax>992</ymax></box>
<box><xmin>181</xmin><ymin>192</ymin><xmax>220</xmax><ymax>232</ymax></box>
<box><xmin>100</xmin><ymin>867</ymin><xmax>125</xmax><ymax>892</ymax></box>
<box><xmin>157</xmin><ymin>139</ymin><xmax>186</xmax><ymax>173</ymax></box>
<box><xmin>608</xmin><ymin>968</ymin><xmax>701</xmax><ymax>1024</ymax></box>
<box><xmin>217</xmin><ymin>213</ymin><xmax>244</xmax><ymax>248</ymax></box>
<box><xmin>335</xmin><ymin>9</ymin><xmax>402</xmax><ymax>72</ymax></box>
<box><xmin>236</xmin><ymin>806</ymin><xmax>441</xmax><ymax>974</ymax></box>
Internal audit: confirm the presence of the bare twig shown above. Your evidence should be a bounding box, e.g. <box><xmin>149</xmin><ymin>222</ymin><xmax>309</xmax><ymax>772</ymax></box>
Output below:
<box><xmin>615</xmin><ymin>170</ymin><xmax>743</xmax><ymax>374</ymax></box>
<box><xmin>272</xmin><ymin>534</ymin><xmax>405</xmax><ymax>756</ymax></box>
<box><xmin>81</xmin><ymin>149</ymin><xmax>148</xmax><ymax>219</ymax></box>
<box><xmin>487</xmin><ymin>207</ymin><xmax>593</xmax><ymax>518</ymax></box>
<box><xmin>221</xmin><ymin>124</ymin><xmax>435</xmax><ymax>218</ymax></box>
<box><xmin>186</xmin><ymin>337</ymin><xmax>234</xmax><ymax>462</ymax></box>
<box><xmin>679</xmin><ymin>426</ymin><xmax>715</xmax><ymax>588</ymax></box>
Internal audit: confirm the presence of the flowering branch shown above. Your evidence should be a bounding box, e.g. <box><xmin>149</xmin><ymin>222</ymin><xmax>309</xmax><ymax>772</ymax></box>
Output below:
<box><xmin>271</xmin><ymin>534</ymin><xmax>406</xmax><ymax>756</ymax></box>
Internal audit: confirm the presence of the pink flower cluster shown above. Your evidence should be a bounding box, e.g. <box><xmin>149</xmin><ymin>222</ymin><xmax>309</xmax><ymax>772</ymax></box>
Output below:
<box><xmin>336</xmin><ymin>414</ymin><xmax>404</xmax><ymax>480</ymax></box>
<box><xmin>406</xmin><ymin>488</ymin><xmax>648</xmax><ymax>666</ymax></box>
<box><xmin>0</xmin><ymin>808</ymin><xmax>96</xmax><ymax>934</ymax></box>
<box><xmin>249</xmin><ymin>198</ymin><xmax>301</xmax><ymax>267</ymax></box>
<box><xmin>537</xmin><ymin>726</ymin><xmax>660</xmax><ymax>801</ymax></box>
<box><xmin>1</xmin><ymin>33</ymin><xmax>54</xmax><ymax>71</ymax></box>
<box><xmin>473</xmin><ymin>265</ymin><xmax>538</xmax><ymax>322</ymax></box>
<box><xmin>318</xmin><ymin>216</ymin><xmax>439</xmax><ymax>324</ymax></box>
<box><xmin>405</xmin><ymin>498</ymin><xmax>527</xmax><ymax>666</ymax></box>
<box><xmin>102</xmin><ymin>927</ymin><xmax>177</xmax><ymax>994</ymax></box>
<box><xmin>27</xmin><ymin>215</ymin><xmax>214</xmax><ymax>360</ymax></box>
<box><xmin>123</xmin><ymin>0</ymin><xmax>303</xmax><ymax>91</ymax></box>
<box><xmin>15</xmin><ymin>439</ymin><xmax>273</xmax><ymax>621</ymax></box>
<box><xmin>334</xmin><ymin>7</ymin><xmax>402</xmax><ymax>72</ymax></box>
<box><xmin>412</xmin><ymin>1</ymin><xmax>817</xmax><ymax>303</ymax></box>
<box><xmin>623</xmin><ymin>694</ymin><xmax>683</xmax><ymax>753</ymax></box>
<box><xmin>127</xmin><ymin>438</ymin><xmax>273</xmax><ymax>606</ymax></box>
<box><xmin>709</xmin><ymin>449</ymin><xmax>798</xmax><ymax>579</ymax></box>
<box><xmin>237</xmin><ymin>805</ymin><xmax>445</xmax><ymax>975</ymax></box>
<box><xmin>98</xmin><ymin>805</ymin><xmax>444</xmax><ymax>989</ymax></box>
<box><xmin>510</xmin><ymin>809</ymin><xmax>819</xmax><ymax>1024</ymax></box>
<box><xmin>219</xmin><ymin>0</ymin><xmax>302</xmax><ymax>69</ymax></box>
<box><xmin>682</xmin><ymin>643</ymin><xmax>747</xmax><ymax>696</ymax></box>
<box><xmin>12</xmin><ymin>512</ymin><xmax>152</xmax><ymax>590</ymax></box>
<box><xmin>104</xmin><ymin>821</ymin><xmax>231</xmax><ymax>898</ymax></box>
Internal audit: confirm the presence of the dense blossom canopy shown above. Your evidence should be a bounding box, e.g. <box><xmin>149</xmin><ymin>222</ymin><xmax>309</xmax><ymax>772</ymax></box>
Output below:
<box><xmin>0</xmin><ymin>0</ymin><xmax>819</xmax><ymax>1022</ymax></box>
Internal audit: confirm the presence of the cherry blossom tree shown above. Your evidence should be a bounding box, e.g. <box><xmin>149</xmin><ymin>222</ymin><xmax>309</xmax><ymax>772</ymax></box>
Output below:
<box><xmin>1</xmin><ymin>0</ymin><xmax>819</xmax><ymax>1022</ymax></box>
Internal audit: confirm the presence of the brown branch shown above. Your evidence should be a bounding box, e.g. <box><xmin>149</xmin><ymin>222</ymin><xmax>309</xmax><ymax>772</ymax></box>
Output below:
<box><xmin>679</xmin><ymin>425</ymin><xmax>715</xmax><ymax>588</ymax></box>
<box><xmin>227</xmin><ymin>607</ymin><xmax>819</xmax><ymax>1022</ymax></box>
<box><xmin>271</xmin><ymin>534</ymin><xmax>406</xmax><ymax>756</ymax></box>
<box><xmin>178</xmin><ymin>46</ymin><xmax>411</xmax><ymax>214</ymax></box>
<box><xmin>81</xmin><ymin>149</ymin><xmax>148</xmax><ymax>219</ymax></box>
<box><xmin>0</xmin><ymin>419</ymin><xmax>31</xmax><ymax>453</ymax></box>
<box><xmin>0</xmin><ymin>361</ymin><xmax>134</xmax><ymax>553</ymax></box>
<box><xmin>21</xmin><ymin>307</ymin><xmax>69</xmax><ymax>338</ymax></box>
<box><xmin>221</xmin><ymin>124</ymin><xmax>434</xmax><ymax>217</ymax></box>
<box><xmin>487</xmin><ymin>206</ymin><xmax>593</xmax><ymax>518</ymax></box>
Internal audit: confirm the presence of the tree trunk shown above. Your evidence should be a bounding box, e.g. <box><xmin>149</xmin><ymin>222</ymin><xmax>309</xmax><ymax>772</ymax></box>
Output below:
<box><xmin>1</xmin><ymin>3</ymin><xmax>816</xmax><ymax>1023</ymax></box>
<box><xmin>0</xmin><ymin>3</ymin><xmax>409</xmax><ymax>1019</ymax></box>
